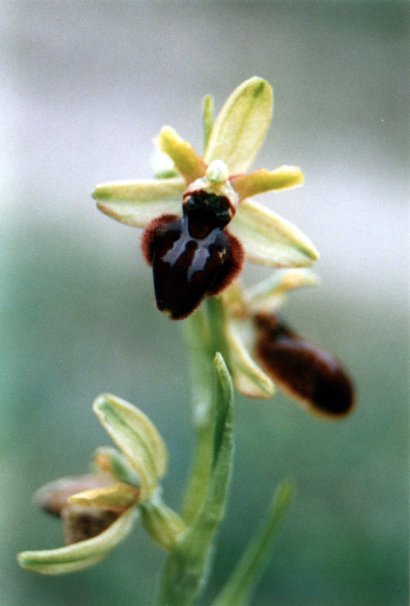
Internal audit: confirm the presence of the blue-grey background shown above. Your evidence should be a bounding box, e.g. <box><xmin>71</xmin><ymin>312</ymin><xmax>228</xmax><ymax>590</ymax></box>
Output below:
<box><xmin>1</xmin><ymin>1</ymin><xmax>408</xmax><ymax>605</ymax></box>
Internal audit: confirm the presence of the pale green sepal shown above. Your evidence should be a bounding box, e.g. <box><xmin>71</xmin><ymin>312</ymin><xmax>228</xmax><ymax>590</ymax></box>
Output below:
<box><xmin>212</xmin><ymin>481</ymin><xmax>294</xmax><ymax>606</ymax></box>
<box><xmin>93</xmin><ymin>178</ymin><xmax>184</xmax><ymax>228</ymax></box>
<box><xmin>157</xmin><ymin>354</ymin><xmax>234</xmax><ymax>606</ymax></box>
<box><xmin>155</xmin><ymin>126</ymin><xmax>205</xmax><ymax>183</ymax></box>
<box><xmin>229</xmin><ymin>198</ymin><xmax>320</xmax><ymax>268</ymax></box>
<box><xmin>17</xmin><ymin>507</ymin><xmax>138</xmax><ymax>575</ymax></box>
<box><xmin>204</xmin><ymin>77</ymin><xmax>273</xmax><ymax>174</ymax></box>
<box><xmin>231</xmin><ymin>166</ymin><xmax>304</xmax><ymax>201</ymax></box>
<box><xmin>141</xmin><ymin>491</ymin><xmax>187</xmax><ymax>550</ymax></box>
<box><xmin>202</xmin><ymin>94</ymin><xmax>214</xmax><ymax>151</ymax></box>
<box><xmin>69</xmin><ymin>483</ymin><xmax>140</xmax><ymax>512</ymax></box>
<box><xmin>225</xmin><ymin>319</ymin><xmax>275</xmax><ymax>399</ymax></box>
<box><xmin>93</xmin><ymin>394</ymin><xmax>167</xmax><ymax>500</ymax></box>
<box><xmin>246</xmin><ymin>269</ymin><xmax>320</xmax><ymax>313</ymax></box>
<box><xmin>93</xmin><ymin>446</ymin><xmax>140</xmax><ymax>487</ymax></box>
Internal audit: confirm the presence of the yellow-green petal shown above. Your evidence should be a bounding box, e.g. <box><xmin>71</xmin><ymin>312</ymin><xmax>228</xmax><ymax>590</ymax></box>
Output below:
<box><xmin>93</xmin><ymin>394</ymin><xmax>167</xmax><ymax>500</ymax></box>
<box><xmin>17</xmin><ymin>507</ymin><xmax>138</xmax><ymax>575</ymax></box>
<box><xmin>202</xmin><ymin>94</ymin><xmax>214</xmax><ymax>151</ymax></box>
<box><xmin>226</xmin><ymin>319</ymin><xmax>275</xmax><ymax>399</ymax></box>
<box><xmin>231</xmin><ymin>166</ymin><xmax>304</xmax><ymax>201</ymax></box>
<box><xmin>229</xmin><ymin>198</ymin><xmax>319</xmax><ymax>268</ymax></box>
<box><xmin>92</xmin><ymin>178</ymin><xmax>184</xmax><ymax>228</ymax></box>
<box><xmin>246</xmin><ymin>269</ymin><xmax>320</xmax><ymax>313</ymax></box>
<box><xmin>204</xmin><ymin>77</ymin><xmax>273</xmax><ymax>174</ymax></box>
<box><xmin>155</xmin><ymin>126</ymin><xmax>205</xmax><ymax>183</ymax></box>
<box><xmin>69</xmin><ymin>483</ymin><xmax>140</xmax><ymax>513</ymax></box>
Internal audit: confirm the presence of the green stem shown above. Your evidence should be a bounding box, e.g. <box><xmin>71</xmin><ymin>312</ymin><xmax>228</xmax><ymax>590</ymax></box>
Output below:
<box><xmin>205</xmin><ymin>297</ymin><xmax>230</xmax><ymax>361</ymax></box>
<box><xmin>157</xmin><ymin>298</ymin><xmax>234</xmax><ymax>606</ymax></box>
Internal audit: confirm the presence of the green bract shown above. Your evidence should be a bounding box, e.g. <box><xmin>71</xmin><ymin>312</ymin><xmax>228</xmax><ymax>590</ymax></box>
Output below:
<box><xmin>93</xmin><ymin>76</ymin><xmax>319</xmax><ymax>270</ymax></box>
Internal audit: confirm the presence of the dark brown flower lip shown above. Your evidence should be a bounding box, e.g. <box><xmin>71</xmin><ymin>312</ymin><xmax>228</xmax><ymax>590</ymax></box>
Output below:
<box><xmin>141</xmin><ymin>182</ymin><xmax>245</xmax><ymax>320</ymax></box>
<box><xmin>253</xmin><ymin>312</ymin><xmax>355</xmax><ymax>418</ymax></box>
<box><xmin>142</xmin><ymin>213</ymin><xmax>243</xmax><ymax>320</ymax></box>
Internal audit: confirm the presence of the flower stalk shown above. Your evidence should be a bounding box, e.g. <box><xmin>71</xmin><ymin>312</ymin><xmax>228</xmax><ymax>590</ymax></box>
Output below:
<box><xmin>17</xmin><ymin>76</ymin><xmax>354</xmax><ymax>605</ymax></box>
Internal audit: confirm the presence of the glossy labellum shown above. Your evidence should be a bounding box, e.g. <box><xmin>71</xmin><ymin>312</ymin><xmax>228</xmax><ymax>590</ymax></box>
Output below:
<box><xmin>254</xmin><ymin>313</ymin><xmax>354</xmax><ymax>417</ymax></box>
<box><xmin>142</xmin><ymin>190</ymin><xmax>243</xmax><ymax>319</ymax></box>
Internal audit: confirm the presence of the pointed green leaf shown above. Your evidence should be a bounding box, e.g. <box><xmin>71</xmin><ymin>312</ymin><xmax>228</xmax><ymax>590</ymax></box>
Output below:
<box><xmin>92</xmin><ymin>178</ymin><xmax>184</xmax><ymax>228</ymax></box>
<box><xmin>93</xmin><ymin>394</ymin><xmax>167</xmax><ymax>500</ymax></box>
<box><xmin>204</xmin><ymin>77</ymin><xmax>273</xmax><ymax>174</ymax></box>
<box><xmin>17</xmin><ymin>507</ymin><xmax>138</xmax><ymax>575</ymax></box>
<box><xmin>232</xmin><ymin>166</ymin><xmax>304</xmax><ymax>200</ymax></box>
<box><xmin>155</xmin><ymin>126</ymin><xmax>205</xmax><ymax>183</ymax></box>
<box><xmin>225</xmin><ymin>319</ymin><xmax>275</xmax><ymax>399</ymax></box>
<box><xmin>229</xmin><ymin>198</ymin><xmax>319</xmax><ymax>268</ymax></box>
<box><xmin>69</xmin><ymin>483</ymin><xmax>140</xmax><ymax>512</ymax></box>
<box><xmin>246</xmin><ymin>269</ymin><xmax>320</xmax><ymax>313</ymax></box>
<box><xmin>212</xmin><ymin>481</ymin><xmax>294</xmax><ymax>606</ymax></box>
<box><xmin>158</xmin><ymin>354</ymin><xmax>234</xmax><ymax>606</ymax></box>
<box><xmin>212</xmin><ymin>353</ymin><xmax>234</xmax><ymax>465</ymax></box>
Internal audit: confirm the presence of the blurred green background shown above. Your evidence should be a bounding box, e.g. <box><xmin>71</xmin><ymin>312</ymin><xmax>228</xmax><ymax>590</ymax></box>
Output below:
<box><xmin>1</xmin><ymin>1</ymin><xmax>408</xmax><ymax>605</ymax></box>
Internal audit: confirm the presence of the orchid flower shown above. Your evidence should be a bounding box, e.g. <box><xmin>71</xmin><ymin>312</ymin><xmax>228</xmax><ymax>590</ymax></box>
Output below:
<box><xmin>93</xmin><ymin>77</ymin><xmax>319</xmax><ymax>319</ymax></box>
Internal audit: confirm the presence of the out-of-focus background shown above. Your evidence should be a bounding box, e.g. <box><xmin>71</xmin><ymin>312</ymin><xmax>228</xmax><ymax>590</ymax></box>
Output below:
<box><xmin>1</xmin><ymin>2</ymin><xmax>408</xmax><ymax>605</ymax></box>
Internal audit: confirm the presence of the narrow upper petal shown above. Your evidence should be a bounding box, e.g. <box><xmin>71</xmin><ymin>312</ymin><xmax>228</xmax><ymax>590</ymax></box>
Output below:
<box><xmin>68</xmin><ymin>483</ymin><xmax>140</xmax><ymax>513</ymax></box>
<box><xmin>155</xmin><ymin>126</ymin><xmax>206</xmax><ymax>183</ymax></box>
<box><xmin>229</xmin><ymin>198</ymin><xmax>319</xmax><ymax>268</ymax></box>
<box><xmin>17</xmin><ymin>507</ymin><xmax>138</xmax><ymax>575</ymax></box>
<box><xmin>204</xmin><ymin>77</ymin><xmax>273</xmax><ymax>174</ymax></box>
<box><xmin>93</xmin><ymin>178</ymin><xmax>184</xmax><ymax>228</ymax></box>
<box><xmin>201</xmin><ymin>94</ymin><xmax>214</xmax><ymax>151</ymax></box>
<box><xmin>231</xmin><ymin>166</ymin><xmax>304</xmax><ymax>201</ymax></box>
